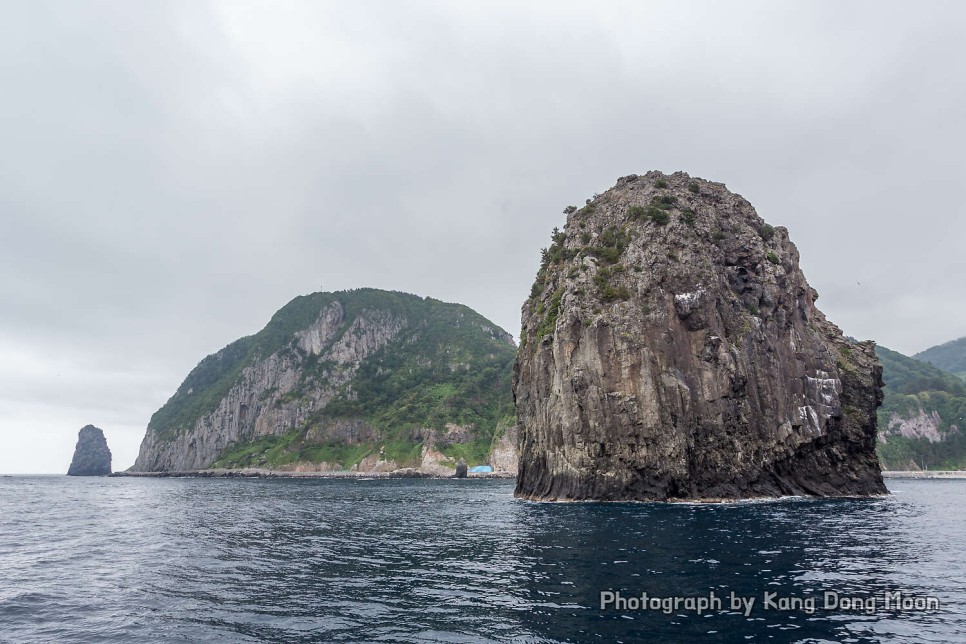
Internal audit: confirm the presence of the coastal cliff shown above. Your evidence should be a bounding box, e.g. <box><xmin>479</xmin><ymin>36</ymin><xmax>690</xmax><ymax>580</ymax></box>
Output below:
<box><xmin>876</xmin><ymin>345</ymin><xmax>966</xmax><ymax>470</ymax></box>
<box><xmin>514</xmin><ymin>171</ymin><xmax>887</xmax><ymax>501</ymax></box>
<box><xmin>132</xmin><ymin>289</ymin><xmax>516</xmax><ymax>473</ymax></box>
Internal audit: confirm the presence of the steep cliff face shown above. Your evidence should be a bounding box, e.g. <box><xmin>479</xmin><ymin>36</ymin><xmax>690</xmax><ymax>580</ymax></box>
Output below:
<box><xmin>67</xmin><ymin>425</ymin><xmax>112</xmax><ymax>476</ymax></box>
<box><xmin>132</xmin><ymin>289</ymin><xmax>516</xmax><ymax>472</ymax></box>
<box><xmin>514</xmin><ymin>171</ymin><xmax>886</xmax><ymax>501</ymax></box>
<box><xmin>884</xmin><ymin>409</ymin><xmax>946</xmax><ymax>443</ymax></box>
<box><xmin>489</xmin><ymin>421</ymin><xmax>521</xmax><ymax>474</ymax></box>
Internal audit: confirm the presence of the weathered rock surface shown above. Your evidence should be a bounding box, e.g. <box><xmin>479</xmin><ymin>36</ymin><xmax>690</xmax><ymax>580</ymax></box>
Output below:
<box><xmin>488</xmin><ymin>421</ymin><xmax>520</xmax><ymax>474</ymax></box>
<box><xmin>67</xmin><ymin>425</ymin><xmax>112</xmax><ymax>476</ymax></box>
<box><xmin>133</xmin><ymin>304</ymin><xmax>400</xmax><ymax>471</ymax></box>
<box><xmin>454</xmin><ymin>458</ymin><xmax>468</xmax><ymax>478</ymax></box>
<box><xmin>132</xmin><ymin>289</ymin><xmax>516</xmax><ymax>473</ymax></box>
<box><xmin>882</xmin><ymin>408</ymin><xmax>947</xmax><ymax>444</ymax></box>
<box><xmin>514</xmin><ymin>171</ymin><xmax>887</xmax><ymax>501</ymax></box>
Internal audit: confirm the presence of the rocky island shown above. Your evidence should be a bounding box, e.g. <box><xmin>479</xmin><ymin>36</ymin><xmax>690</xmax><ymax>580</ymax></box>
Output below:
<box><xmin>514</xmin><ymin>171</ymin><xmax>887</xmax><ymax>501</ymax></box>
<box><xmin>67</xmin><ymin>425</ymin><xmax>112</xmax><ymax>476</ymax></box>
<box><xmin>131</xmin><ymin>289</ymin><xmax>517</xmax><ymax>475</ymax></box>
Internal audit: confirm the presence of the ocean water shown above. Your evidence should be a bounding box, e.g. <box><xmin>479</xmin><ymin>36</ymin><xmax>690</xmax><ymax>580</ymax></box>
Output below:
<box><xmin>0</xmin><ymin>477</ymin><xmax>963</xmax><ymax>643</ymax></box>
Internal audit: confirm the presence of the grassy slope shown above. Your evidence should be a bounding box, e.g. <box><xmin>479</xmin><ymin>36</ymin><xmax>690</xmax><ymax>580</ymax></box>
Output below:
<box><xmin>876</xmin><ymin>346</ymin><xmax>966</xmax><ymax>469</ymax></box>
<box><xmin>914</xmin><ymin>337</ymin><xmax>966</xmax><ymax>380</ymax></box>
<box><xmin>148</xmin><ymin>289</ymin><xmax>516</xmax><ymax>468</ymax></box>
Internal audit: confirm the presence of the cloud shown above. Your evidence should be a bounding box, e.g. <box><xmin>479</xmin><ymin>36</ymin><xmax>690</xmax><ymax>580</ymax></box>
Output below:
<box><xmin>2</xmin><ymin>0</ymin><xmax>965</xmax><ymax>471</ymax></box>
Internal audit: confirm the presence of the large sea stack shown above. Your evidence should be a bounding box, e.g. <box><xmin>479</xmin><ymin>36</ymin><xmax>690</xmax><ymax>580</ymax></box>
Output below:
<box><xmin>67</xmin><ymin>425</ymin><xmax>112</xmax><ymax>476</ymax></box>
<box><xmin>514</xmin><ymin>171</ymin><xmax>887</xmax><ymax>501</ymax></box>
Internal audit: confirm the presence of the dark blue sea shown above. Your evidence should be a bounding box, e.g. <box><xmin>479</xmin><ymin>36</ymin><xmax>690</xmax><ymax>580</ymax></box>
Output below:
<box><xmin>0</xmin><ymin>476</ymin><xmax>963</xmax><ymax>643</ymax></box>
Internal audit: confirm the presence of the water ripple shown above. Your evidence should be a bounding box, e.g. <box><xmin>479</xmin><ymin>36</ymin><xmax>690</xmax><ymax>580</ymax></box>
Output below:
<box><xmin>1</xmin><ymin>477</ymin><xmax>965</xmax><ymax>642</ymax></box>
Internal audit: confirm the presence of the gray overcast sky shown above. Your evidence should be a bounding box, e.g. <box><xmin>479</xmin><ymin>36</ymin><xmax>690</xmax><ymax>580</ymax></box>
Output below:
<box><xmin>2</xmin><ymin>0</ymin><xmax>965</xmax><ymax>473</ymax></box>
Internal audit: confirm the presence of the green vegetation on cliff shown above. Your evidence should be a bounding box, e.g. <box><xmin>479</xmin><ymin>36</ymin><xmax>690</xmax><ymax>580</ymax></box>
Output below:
<box><xmin>876</xmin><ymin>346</ymin><xmax>966</xmax><ymax>470</ymax></box>
<box><xmin>320</xmin><ymin>294</ymin><xmax>515</xmax><ymax>434</ymax></box>
<box><xmin>211</xmin><ymin>429</ymin><xmax>375</xmax><ymax>470</ymax></box>
<box><xmin>914</xmin><ymin>337</ymin><xmax>966</xmax><ymax>381</ymax></box>
<box><xmin>148</xmin><ymin>291</ymin><xmax>352</xmax><ymax>438</ymax></box>
<box><xmin>148</xmin><ymin>288</ymin><xmax>516</xmax><ymax>469</ymax></box>
<box><xmin>878</xmin><ymin>346</ymin><xmax>966</xmax><ymax>396</ymax></box>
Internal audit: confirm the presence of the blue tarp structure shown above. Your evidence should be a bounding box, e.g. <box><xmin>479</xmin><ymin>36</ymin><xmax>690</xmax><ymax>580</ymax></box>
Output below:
<box><xmin>468</xmin><ymin>465</ymin><xmax>493</xmax><ymax>473</ymax></box>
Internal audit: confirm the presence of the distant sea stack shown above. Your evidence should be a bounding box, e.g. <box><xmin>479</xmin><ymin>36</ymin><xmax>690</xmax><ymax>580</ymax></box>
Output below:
<box><xmin>131</xmin><ymin>289</ymin><xmax>517</xmax><ymax>474</ymax></box>
<box><xmin>514</xmin><ymin>171</ymin><xmax>887</xmax><ymax>501</ymax></box>
<box><xmin>67</xmin><ymin>425</ymin><xmax>112</xmax><ymax>476</ymax></box>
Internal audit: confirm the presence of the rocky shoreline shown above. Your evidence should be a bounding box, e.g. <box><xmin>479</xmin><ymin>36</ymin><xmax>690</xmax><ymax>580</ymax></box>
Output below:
<box><xmin>112</xmin><ymin>468</ymin><xmax>515</xmax><ymax>480</ymax></box>
<box><xmin>107</xmin><ymin>467</ymin><xmax>966</xmax><ymax>482</ymax></box>
<box><xmin>881</xmin><ymin>470</ymin><xmax>966</xmax><ymax>479</ymax></box>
